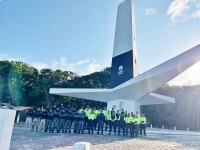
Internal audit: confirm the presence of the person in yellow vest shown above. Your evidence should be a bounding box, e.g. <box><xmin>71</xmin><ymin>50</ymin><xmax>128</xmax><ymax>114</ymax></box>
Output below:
<box><xmin>134</xmin><ymin>114</ymin><xmax>140</xmax><ymax>138</ymax></box>
<box><xmin>94</xmin><ymin>107</ymin><xmax>100</xmax><ymax>130</ymax></box>
<box><xmin>79</xmin><ymin>107</ymin><xmax>84</xmax><ymax>114</ymax></box>
<box><xmin>105</xmin><ymin>110</ymin><xmax>110</xmax><ymax>131</ymax></box>
<box><xmin>130</xmin><ymin>114</ymin><xmax>136</xmax><ymax>137</ymax></box>
<box><xmin>87</xmin><ymin>110</ymin><xmax>96</xmax><ymax>134</ymax></box>
<box><xmin>140</xmin><ymin>114</ymin><xmax>147</xmax><ymax>136</ymax></box>
<box><xmin>84</xmin><ymin>106</ymin><xmax>91</xmax><ymax>130</ymax></box>
<box><xmin>125</xmin><ymin>113</ymin><xmax>132</xmax><ymax>136</ymax></box>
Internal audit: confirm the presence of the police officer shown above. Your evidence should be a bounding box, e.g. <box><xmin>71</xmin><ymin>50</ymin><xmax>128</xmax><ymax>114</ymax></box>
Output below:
<box><xmin>130</xmin><ymin>114</ymin><xmax>136</xmax><ymax>137</ymax></box>
<box><xmin>94</xmin><ymin>107</ymin><xmax>100</xmax><ymax>130</ymax></box>
<box><xmin>25</xmin><ymin>107</ymin><xmax>33</xmax><ymax>131</ymax></box>
<box><xmin>84</xmin><ymin>106</ymin><xmax>91</xmax><ymax>130</ymax></box>
<box><xmin>53</xmin><ymin>107</ymin><xmax>60</xmax><ymax>133</ymax></box>
<box><xmin>97</xmin><ymin>109</ymin><xmax>105</xmax><ymax>135</ymax></box>
<box><xmin>32</xmin><ymin>107</ymin><xmax>41</xmax><ymax>132</ymax></box>
<box><xmin>140</xmin><ymin>114</ymin><xmax>147</xmax><ymax>136</ymax></box>
<box><xmin>115</xmin><ymin>110</ymin><xmax>120</xmax><ymax>133</ymax></box>
<box><xmin>65</xmin><ymin>107</ymin><xmax>73</xmax><ymax>133</ymax></box>
<box><xmin>134</xmin><ymin>114</ymin><xmax>140</xmax><ymax>137</ymax></box>
<box><xmin>45</xmin><ymin>108</ymin><xmax>54</xmax><ymax>132</ymax></box>
<box><xmin>87</xmin><ymin>110</ymin><xmax>96</xmax><ymax>134</ymax></box>
<box><xmin>109</xmin><ymin>110</ymin><xmax>116</xmax><ymax>135</ymax></box>
<box><xmin>59</xmin><ymin>108</ymin><xmax>66</xmax><ymax>133</ymax></box>
<box><xmin>118</xmin><ymin>111</ymin><xmax>125</xmax><ymax>136</ymax></box>
<box><xmin>125</xmin><ymin>113</ymin><xmax>132</xmax><ymax>136</ymax></box>
<box><xmin>73</xmin><ymin>110</ymin><xmax>80</xmax><ymax>133</ymax></box>
<box><xmin>105</xmin><ymin>110</ymin><xmax>110</xmax><ymax>131</ymax></box>
<box><xmin>77</xmin><ymin>111</ymin><xmax>86</xmax><ymax>134</ymax></box>
<box><xmin>39</xmin><ymin>108</ymin><xmax>47</xmax><ymax>132</ymax></box>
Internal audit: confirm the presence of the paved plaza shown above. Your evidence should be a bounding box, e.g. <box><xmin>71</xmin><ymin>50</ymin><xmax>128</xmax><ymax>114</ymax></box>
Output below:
<box><xmin>10</xmin><ymin>123</ymin><xmax>200</xmax><ymax>150</ymax></box>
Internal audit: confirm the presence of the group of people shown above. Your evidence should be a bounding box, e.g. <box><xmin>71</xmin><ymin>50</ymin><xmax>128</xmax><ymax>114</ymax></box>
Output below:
<box><xmin>25</xmin><ymin>104</ymin><xmax>147</xmax><ymax>137</ymax></box>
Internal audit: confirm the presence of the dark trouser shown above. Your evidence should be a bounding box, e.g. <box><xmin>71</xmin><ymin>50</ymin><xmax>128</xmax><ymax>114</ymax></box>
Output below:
<box><xmin>140</xmin><ymin>124</ymin><xmax>146</xmax><ymax>135</ymax></box>
<box><xmin>105</xmin><ymin>120</ymin><xmax>109</xmax><ymax>131</ymax></box>
<box><xmin>130</xmin><ymin>123</ymin><xmax>135</xmax><ymax>137</ymax></box>
<box><xmin>97</xmin><ymin>121</ymin><xmax>104</xmax><ymax>134</ymax></box>
<box><xmin>74</xmin><ymin>120</ymin><xmax>79</xmax><ymax>133</ymax></box>
<box><xmin>125</xmin><ymin>123</ymin><xmax>131</xmax><ymax>136</ymax></box>
<box><xmin>94</xmin><ymin>119</ymin><xmax>97</xmax><ymax>130</ymax></box>
<box><xmin>53</xmin><ymin>118</ymin><xmax>60</xmax><ymax>132</ymax></box>
<box><xmin>88</xmin><ymin>120</ymin><xmax>94</xmax><ymax>134</ymax></box>
<box><xmin>135</xmin><ymin>124</ymin><xmax>139</xmax><ymax>137</ymax></box>
<box><xmin>77</xmin><ymin>120</ymin><xmax>85</xmax><ymax>134</ymax></box>
<box><xmin>65</xmin><ymin>119</ymin><xmax>72</xmax><ymax>133</ymax></box>
<box><xmin>45</xmin><ymin>119</ymin><xmax>53</xmax><ymax>132</ymax></box>
<box><xmin>109</xmin><ymin>121</ymin><xmax>116</xmax><ymax>135</ymax></box>
<box><xmin>118</xmin><ymin>122</ymin><xmax>125</xmax><ymax>136</ymax></box>
<box><xmin>59</xmin><ymin>119</ymin><xmax>65</xmax><ymax>132</ymax></box>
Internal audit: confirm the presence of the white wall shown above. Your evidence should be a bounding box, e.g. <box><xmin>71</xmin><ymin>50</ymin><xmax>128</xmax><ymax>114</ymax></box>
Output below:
<box><xmin>107</xmin><ymin>100</ymin><xmax>140</xmax><ymax>114</ymax></box>
<box><xmin>0</xmin><ymin>109</ymin><xmax>16</xmax><ymax>150</ymax></box>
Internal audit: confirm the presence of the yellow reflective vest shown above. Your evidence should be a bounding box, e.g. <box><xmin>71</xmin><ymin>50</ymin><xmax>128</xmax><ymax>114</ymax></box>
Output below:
<box><xmin>88</xmin><ymin>113</ymin><xmax>96</xmax><ymax>120</ymax></box>
<box><xmin>140</xmin><ymin>117</ymin><xmax>147</xmax><ymax>124</ymax></box>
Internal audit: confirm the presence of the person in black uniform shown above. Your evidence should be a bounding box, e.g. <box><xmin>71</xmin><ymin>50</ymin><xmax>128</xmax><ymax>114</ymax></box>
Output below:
<box><xmin>65</xmin><ymin>107</ymin><xmax>73</xmax><ymax>133</ymax></box>
<box><xmin>32</xmin><ymin>107</ymin><xmax>41</xmax><ymax>132</ymax></box>
<box><xmin>77</xmin><ymin>111</ymin><xmax>86</xmax><ymax>134</ymax></box>
<box><xmin>97</xmin><ymin>109</ymin><xmax>105</xmax><ymax>135</ymax></box>
<box><xmin>109</xmin><ymin>110</ymin><xmax>116</xmax><ymax>135</ymax></box>
<box><xmin>39</xmin><ymin>108</ymin><xmax>47</xmax><ymax>132</ymax></box>
<box><xmin>25</xmin><ymin>107</ymin><xmax>33</xmax><ymax>131</ymax></box>
<box><xmin>115</xmin><ymin>110</ymin><xmax>120</xmax><ymax>134</ymax></box>
<box><xmin>73</xmin><ymin>110</ymin><xmax>80</xmax><ymax>133</ymax></box>
<box><xmin>118</xmin><ymin>111</ymin><xmax>125</xmax><ymax>136</ymax></box>
<box><xmin>59</xmin><ymin>108</ymin><xmax>66</xmax><ymax>133</ymax></box>
<box><xmin>45</xmin><ymin>108</ymin><xmax>54</xmax><ymax>132</ymax></box>
<box><xmin>53</xmin><ymin>107</ymin><xmax>60</xmax><ymax>133</ymax></box>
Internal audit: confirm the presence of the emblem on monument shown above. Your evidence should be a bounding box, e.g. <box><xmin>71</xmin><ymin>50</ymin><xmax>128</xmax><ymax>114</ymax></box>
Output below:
<box><xmin>118</xmin><ymin>65</ymin><xmax>124</xmax><ymax>75</ymax></box>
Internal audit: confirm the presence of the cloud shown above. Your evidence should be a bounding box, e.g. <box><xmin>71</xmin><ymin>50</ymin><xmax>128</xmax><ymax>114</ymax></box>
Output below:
<box><xmin>51</xmin><ymin>57</ymin><xmax>102</xmax><ymax>75</ymax></box>
<box><xmin>167</xmin><ymin>0</ymin><xmax>200</xmax><ymax>22</ymax></box>
<box><xmin>31</xmin><ymin>62</ymin><xmax>48</xmax><ymax>71</ymax></box>
<box><xmin>144</xmin><ymin>7</ymin><xmax>157</xmax><ymax>16</ymax></box>
<box><xmin>0</xmin><ymin>53</ymin><xmax>27</xmax><ymax>62</ymax></box>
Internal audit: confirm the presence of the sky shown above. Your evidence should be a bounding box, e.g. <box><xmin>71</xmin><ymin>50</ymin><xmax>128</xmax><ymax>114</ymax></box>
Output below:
<box><xmin>0</xmin><ymin>0</ymin><xmax>200</xmax><ymax>85</ymax></box>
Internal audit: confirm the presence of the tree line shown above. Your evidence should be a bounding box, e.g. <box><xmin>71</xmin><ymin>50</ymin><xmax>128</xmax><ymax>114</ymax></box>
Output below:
<box><xmin>0</xmin><ymin>60</ymin><xmax>200</xmax><ymax>131</ymax></box>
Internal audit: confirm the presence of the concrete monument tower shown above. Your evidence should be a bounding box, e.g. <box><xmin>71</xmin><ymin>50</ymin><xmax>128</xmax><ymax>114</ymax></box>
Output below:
<box><xmin>50</xmin><ymin>0</ymin><xmax>200</xmax><ymax>113</ymax></box>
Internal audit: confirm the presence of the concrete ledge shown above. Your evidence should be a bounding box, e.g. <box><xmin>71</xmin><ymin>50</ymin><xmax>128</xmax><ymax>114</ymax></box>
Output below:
<box><xmin>73</xmin><ymin>142</ymin><xmax>91</xmax><ymax>150</ymax></box>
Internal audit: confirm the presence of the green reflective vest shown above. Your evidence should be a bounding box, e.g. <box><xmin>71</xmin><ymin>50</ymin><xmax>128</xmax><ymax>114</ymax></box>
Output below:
<box><xmin>105</xmin><ymin>113</ymin><xmax>111</xmax><ymax>120</ymax></box>
<box><xmin>125</xmin><ymin>116</ymin><xmax>132</xmax><ymax>124</ymax></box>
<box><xmin>79</xmin><ymin>109</ymin><xmax>84</xmax><ymax>114</ymax></box>
<box><xmin>88</xmin><ymin>113</ymin><xmax>96</xmax><ymax>120</ymax></box>
<box><xmin>140</xmin><ymin>117</ymin><xmax>147</xmax><ymax>124</ymax></box>
<box><xmin>102</xmin><ymin>110</ymin><xmax>108</xmax><ymax>116</ymax></box>
<box><xmin>135</xmin><ymin>117</ymin><xmax>140</xmax><ymax>125</ymax></box>
<box><xmin>84</xmin><ymin>109</ymin><xmax>91</xmax><ymax>117</ymax></box>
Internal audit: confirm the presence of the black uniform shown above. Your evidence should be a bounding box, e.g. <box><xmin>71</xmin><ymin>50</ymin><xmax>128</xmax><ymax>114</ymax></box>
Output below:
<box><xmin>118</xmin><ymin>113</ymin><xmax>125</xmax><ymax>136</ymax></box>
<box><xmin>97</xmin><ymin>113</ymin><xmax>105</xmax><ymax>135</ymax></box>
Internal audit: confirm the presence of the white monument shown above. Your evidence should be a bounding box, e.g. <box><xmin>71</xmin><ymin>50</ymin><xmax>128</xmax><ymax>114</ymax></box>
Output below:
<box><xmin>0</xmin><ymin>108</ymin><xmax>16</xmax><ymax>150</ymax></box>
<box><xmin>50</xmin><ymin>0</ymin><xmax>200</xmax><ymax>113</ymax></box>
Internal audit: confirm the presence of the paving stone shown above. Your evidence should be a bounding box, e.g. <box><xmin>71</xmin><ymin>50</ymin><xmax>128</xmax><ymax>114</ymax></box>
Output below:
<box><xmin>10</xmin><ymin>123</ymin><xmax>200</xmax><ymax>150</ymax></box>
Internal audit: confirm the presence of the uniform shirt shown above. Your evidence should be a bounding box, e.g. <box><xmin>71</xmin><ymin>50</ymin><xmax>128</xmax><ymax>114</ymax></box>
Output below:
<box><xmin>47</xmin><ymin>112</ymin><xmax>54</xmax><ymax>120</ymax></box>
<box><xmin>26</xmin><ymin>110</ymin><xmax>33</xmax><ymax>118</ymax></box>
<box><xmin>79</xmin><ymin>109</ymin><xmax>84</xmax><ymax>114</ymax></box>
<box><xmin>116</xmin><ymin>113</ymin><xmax>120</xmax><ymax>120</ymax></box>
<box><xmin>125</xmin><ymin>116</ymin><xmax>132</xmax><ymax>124</ymax></box>
<box><xmin>40</xmin><ymin>111</ymin><xmax>47</xmax><ymax>119</ymax></box>
<box><xmin>110</xmin><ymin>114</ymin><xmax>116</xmax><ymax>121</ymax></box>
<box><xmin>88</xmin><ymin>113</ymin><xmax>96</xmax><ymax>120</ymax></box>
<box><xmin>32</xmin><ymin>110</ymin><xmax>40</xmax><ymax>118</ymax></box>
<box><xmin>102</xmin><ymin>110</ymin><xmax>108</xmax><ymax>117</ymax></box>
<box><xmin>106</xmin><ymin>113</ymin><xmax>111</xmax><ymax>121</ymax></box>
<box><xmin>140</xmin><ymin>117</ymin><xmax>147</xmax><ymax>124</ymax></box>
<box><xmin>97</xmin><ymin>113</ymin><xmax>105</xmax><ymax>122</ymax></box>
<box><xmin>94</xmin><ymin>110</ymin><xmax>100</xmax><ymax>115</ymax></box>
<box><xmin>135</xmin><ymin>117</ymin><xmax>140</xmax><ymax>125</ymax></box>
<box><xmin>84</xmin><ymin>109</ymin><xmax>91</xmax><ymax>117</ymax></box>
